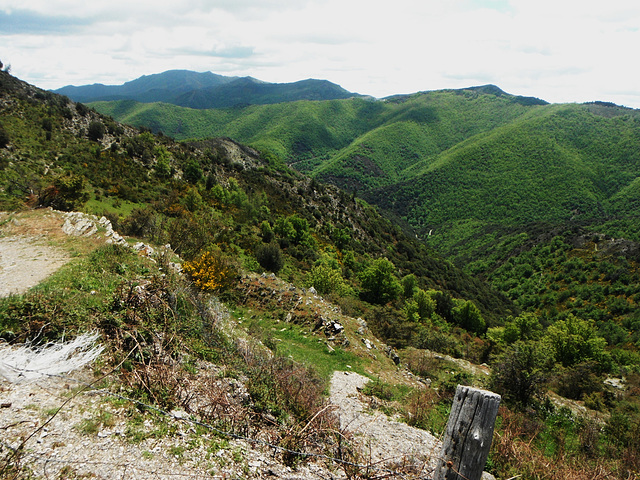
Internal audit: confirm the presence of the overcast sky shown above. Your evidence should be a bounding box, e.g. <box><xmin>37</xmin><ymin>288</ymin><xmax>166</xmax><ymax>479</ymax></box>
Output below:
<box><xmin>2</xmin><ymin>1</ymin><xmax>640</xmax><ymax>107</ymax></box>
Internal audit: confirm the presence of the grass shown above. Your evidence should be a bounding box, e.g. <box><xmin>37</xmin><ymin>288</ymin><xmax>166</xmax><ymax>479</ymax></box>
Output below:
<box><xmin>77</xmin><ymin>410</ymin><xmax>115</xmax><ymax>435</ymax></box>
<box><xmin>239</xmin><ymin>310</ymin><xmax>365</xmax><ymax>382</ymax></box>
<box><xmin>84</xmin><ymin>197</ymin><xmax>144</xmax><ymax>218</ymax></box>
<box><xmin>0</xmin><ymin>241</ymin><xmax>156</xmax><ymax>341</ymax></box>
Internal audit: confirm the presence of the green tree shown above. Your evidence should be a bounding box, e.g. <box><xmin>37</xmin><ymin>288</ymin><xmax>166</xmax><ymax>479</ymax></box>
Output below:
<box><xmin>331</xmin><ymin>226</ymin><xmax>351</xmax><ymax>250</ymax></box>
<box><xmin>289</xmin><ymin>215</ymin><xmax>312</xmax><ymax>245</ymax></box>
<box><xmin>274</xmin><ymin>214</ymin><xmax>315</xmax><ymax>248</ymax></box>
<box><xmin>544</xmin><ymin>314</ymin><xmax>611</xmax><ymax>369</ymax></box>
<box><xmin>360</xmin><ymin>257</ymin><xmax>402</xmax><ymax>305</ymax></box>
<box><xmin>260</xmin><ymin>220</ymin><xmax>274</xmax><ymax>243</ymax></box>
<box><xmin>274</xmin><ymin>216</ymin><xmax>296</xmax><ymax>245</ymax></box>
<box><xmin>255</xmin><ymin>242</ymin><xmax>284</xmax><ymax>273</ymax></box>
<box><xmin>452</xmin><ymin>299</ymin><xmax>486</xmax><ymax>334</ymax></box>
<box><xmin>503</xmin><ymin>313</ymin><xmax>544</xmax><ymax>343</ymax></box>
<box><xmin>404</xmin><ymin>300</ymin><xmax>420</xmax><ymax>323</ymax></box>
<box><xmin>490</xmin><ymin>341</ymin><xmax>553</xmax><ymax>408</ymax></box>
<box><xmin>155</xmin><ymin>156</ymin><xmax>172</xmax><ymax>179</ymax></box>
<box><xmin>401</xmin><ymin>274</ymin><xmax>418</xmax><ymax>299</ymax></box>
<box><xmin>87</xmin><ymin>120</ymin><xmax>106</xmax><ymax>142</ymax></box>
<box><xmin>414</xmin><ymin>288</ymin><xmax>436</xmax><ymax>322</ymax></box>
<box><xmin>183</xmin><ymin>159</ymin><xmax>203</xmax><ymax>184</ymax></box>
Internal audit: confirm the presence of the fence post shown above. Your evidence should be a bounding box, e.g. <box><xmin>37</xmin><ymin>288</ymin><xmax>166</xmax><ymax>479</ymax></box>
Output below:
<box><xmin>433</xmin><ymin>385</ymin><xmax>501</xmax><ymax>480</ymax></box>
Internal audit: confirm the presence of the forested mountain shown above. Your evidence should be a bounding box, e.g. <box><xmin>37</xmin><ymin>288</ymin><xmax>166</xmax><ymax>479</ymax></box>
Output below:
<box><xmin>53</xmin><ymin>69</ymin><xmax>362</xmax><ymax>108</ymax></box>
<box><xmin>5</xmin><ymin>67</ymin><xmax>640</xmax><ymax>478</ymax></box>
<box><xmin>90</xmin><ymin>85</ymin><xmax>640</xmax><ymax>249</ymax></box>
<box><xmin>53</xmin><ymin>70</ymin><xmax>236</xmax><ymax>104</ymax></box>
<box><xmin>90</xmin><ymin>80</ymin><xmax>640</xmax><ymax>376</ymax></box>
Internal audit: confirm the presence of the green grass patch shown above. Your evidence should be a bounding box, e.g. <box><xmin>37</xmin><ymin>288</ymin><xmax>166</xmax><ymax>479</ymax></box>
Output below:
<box><xmin>85</xmin><ymin>197</ymin><xmax>144</xmax><ymax>217</ymax></box>
<box><xmin>243</xmin><ymin>314</ymin><xmax>363</xmax><ymax>381</ymax></box>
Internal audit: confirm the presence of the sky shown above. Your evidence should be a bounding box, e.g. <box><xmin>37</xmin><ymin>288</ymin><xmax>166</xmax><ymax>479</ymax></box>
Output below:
<box><xmin>1</xmin><ymin>0</ymin><xmax>640</xmax><ymax>108</ymax></box>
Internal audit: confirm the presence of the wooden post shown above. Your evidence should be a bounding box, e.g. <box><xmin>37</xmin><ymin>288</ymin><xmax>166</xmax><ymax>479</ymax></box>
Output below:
<box><xmin>433</xmin><ymin>385</ymin><xmax>501</xmax><ymax>480</ymax></box>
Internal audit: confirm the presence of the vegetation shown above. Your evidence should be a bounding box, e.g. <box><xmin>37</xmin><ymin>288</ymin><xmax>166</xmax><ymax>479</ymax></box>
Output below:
<box><xmin>3</xmin><ymin>67</ymin><xmax>640</xmax><ymax>478</ymax></box>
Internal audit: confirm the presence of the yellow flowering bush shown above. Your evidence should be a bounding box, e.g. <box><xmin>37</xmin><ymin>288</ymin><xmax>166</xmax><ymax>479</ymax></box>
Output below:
<box><xmin>182</xmin><ymin>249</ymin><xmax>238</xmax><ymax>293</ymax></box>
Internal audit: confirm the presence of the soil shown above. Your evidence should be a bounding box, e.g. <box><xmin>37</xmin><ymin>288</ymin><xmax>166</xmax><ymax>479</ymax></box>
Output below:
<box><xmin>0</xmin><ymin>235</ymin><xmax>70</xmax><ymax>298</ymax></box>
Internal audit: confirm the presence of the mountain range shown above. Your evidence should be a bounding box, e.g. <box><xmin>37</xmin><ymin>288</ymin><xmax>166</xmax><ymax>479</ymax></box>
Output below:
<box><xmin>53</xmin><ymin>69</ymin><xmax>363</xmax><ymax>108</ymax></box>
<box><xmin>4</xmin><ymin>66</ymin><xmax>640</xmax><ymax>479</ymax></box>
<box><xmin>86</xmin><ymin>76</ymin><xmax>640</xmax><ymax>249</ymax></box>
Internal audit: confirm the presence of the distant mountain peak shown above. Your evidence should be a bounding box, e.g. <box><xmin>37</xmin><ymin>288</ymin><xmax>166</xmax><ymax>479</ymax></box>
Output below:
<box><xmin>54</xmin><ymin>70</ymin><xmax>362</xmax><ymax>108</ymax></box>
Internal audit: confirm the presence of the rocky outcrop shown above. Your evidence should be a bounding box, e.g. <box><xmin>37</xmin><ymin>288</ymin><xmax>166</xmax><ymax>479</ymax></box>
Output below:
<box><xmin>62</xmin><ymin>211</ymin><xmax>127</xmax><ymax>245</ymax></box>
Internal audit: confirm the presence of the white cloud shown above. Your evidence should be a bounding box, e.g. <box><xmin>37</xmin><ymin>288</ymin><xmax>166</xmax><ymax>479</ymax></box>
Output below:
<box><xmin>1</xmin><ymin>0</ymin><xmax>639</xmax><ymax>107</ymax></box>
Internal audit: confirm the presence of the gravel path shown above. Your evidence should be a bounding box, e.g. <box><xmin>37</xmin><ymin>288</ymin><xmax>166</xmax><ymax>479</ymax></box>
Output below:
<box><xmin>329</xmin><ymin>371</ymin><xmax>441</xmax><ymax>476</ymax></box>
<box><xmin>0</xmin><ymin>370</ymin><xmax>346</xmax><ymax>479</ymax></box>
<box><xmin>0</xmin><ymin>235</ymin><xmax>69</xmax><ymax>297</ymax></box>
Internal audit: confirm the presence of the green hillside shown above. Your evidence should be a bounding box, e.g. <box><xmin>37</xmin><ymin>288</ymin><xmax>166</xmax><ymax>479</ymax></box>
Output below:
<box><xmin>91</xmin><ymin>85</ymin><xmax>545</xmax><ymax>182</ymax></box>
<box><xmin>6</xmin><ymin>69</ymin><xmax>640</xmax><ymax>478</ymax></box>
<box><xmin>311</xmin><ymin>88</ymin><xmax>548</xmax><ymax>191</ymax></box>
<box><xmin>374</xmin><ymin>104</ymin><xmax>640</xmax><ymax>242</ymax></box>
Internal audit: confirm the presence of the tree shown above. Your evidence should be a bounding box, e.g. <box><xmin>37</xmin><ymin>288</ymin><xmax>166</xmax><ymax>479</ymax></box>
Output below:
<box><xmin>360</xmin><ymin>257</ymin><xmax>402</xmax><ymax>305</ymax></box>
<box><xmin>87</xmin><ymin>121</ymin><xmax>105</xmax><ymax>142</ymax></box>
<box><xmin>489</xmin><ymin>341</ymin><xmax>553</xmax><ymax>408</ymax></box>
<box><xmin>452</xmin><ymin>299</ymin><xmax>486</xmax><ymax>334</ymax></box>
<box><xmin>414</xmin><ymin>288</ymin><xmax>436</xmax><ymax>321</ymax></box>
<box><xmin>260</xmin><ymin>220</ymin><xmax>274</xmax><ymax>243</ymax></box>
<box><xmin>544</xmin><ymin>314</ymin><xmax>611</xmax><ymax>369</ymax></box>
<box><xmin>255</xmin><ymin>242</ymin><xmax>284</xmax><ymax>273</ymax></box>
<box><xmin>155</xmin><ymin>156</ymin><xmax>172</xmax><ymax>179</ymax></box>
<box><xmin>183</xmin><ymin>159</ymin><xmax>203</xmax><ymax>184</ymax></box>
<box><xmin>401</xmin><ymin>274</ymin><xmax>418</xmax><ymax>299</ymax></box>
<box><xmin>503</xmin><ymin>313</ymin><xmax>544</xmax><ymax>343</ymax></box>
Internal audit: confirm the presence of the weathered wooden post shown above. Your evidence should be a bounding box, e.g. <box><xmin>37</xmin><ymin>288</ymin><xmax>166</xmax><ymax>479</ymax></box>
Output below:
<box><xmin>433</xmin><ymin>385</ymin><xmax>501</xmax><ymax>480</ymax></box>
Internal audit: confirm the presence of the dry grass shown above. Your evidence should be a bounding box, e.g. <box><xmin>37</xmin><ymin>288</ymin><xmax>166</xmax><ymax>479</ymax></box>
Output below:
<box><xmin>491</xmin><ymin>407</ymin><xmax>639</xmax><ymax>480</ymax></box>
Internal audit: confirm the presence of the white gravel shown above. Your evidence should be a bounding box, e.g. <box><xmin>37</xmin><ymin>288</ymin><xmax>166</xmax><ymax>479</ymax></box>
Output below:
<box><xmin>329</xmin><ymin>371</ymin><xmax>441</xmax><ymax>476</ymax></box>
<box><xmin>0</xmin><ymin>235</ymin><xmax>69</xmax><ymax>298</ymax></box>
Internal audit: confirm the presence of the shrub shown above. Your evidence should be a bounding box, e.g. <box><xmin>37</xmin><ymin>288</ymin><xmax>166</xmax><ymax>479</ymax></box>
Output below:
<box><xmin>39</xmin><ymin>173</ymin><xmax>88</xmax><ymax>211</ymax></box>
<box><xmin>183</xmin><ymin>249</ymin><xmax>239</xmax><ymax>293</ymax></box>
<box><xmin>305</xmin><ymin>263</ymin><xmax>353</xmax><ymax>296</ymax></box>
<box><xmin>489</xmin><ymin>341</ymin><xmax>553</xmax><ymax>408</ymax></box>
<box><xmin>255</xmin><ymin>242</ymin><xmax>284</xmax><ymax>273</ymax></box>
<box><xmin>87</xmin><ymin>120</ymin><xmax>106</xmax><ymax>141</ymax></box>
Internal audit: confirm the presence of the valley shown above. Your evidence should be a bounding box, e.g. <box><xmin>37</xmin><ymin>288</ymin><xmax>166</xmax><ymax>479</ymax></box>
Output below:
<box><xmin>1</xmin><ymin>68</ymin><xmax>640</xmax><ymax>479</ymax></box>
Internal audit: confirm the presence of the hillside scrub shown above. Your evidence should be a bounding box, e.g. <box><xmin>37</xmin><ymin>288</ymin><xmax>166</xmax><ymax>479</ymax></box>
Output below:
<box><xmin>4</xmin><ymin>70</ymin><xmax>640</xmax><ymax>478</ymax></box>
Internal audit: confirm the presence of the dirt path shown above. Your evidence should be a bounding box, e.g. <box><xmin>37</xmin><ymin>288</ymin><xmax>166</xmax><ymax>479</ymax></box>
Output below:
<box><xmin>329</xmin><ymin>371</ymin><xmax>441</xmax><ymax>476</ymax></box>
<box><xmin>0</xmin><ymin>235</ymin><xmax>70</xmax><ymax>297</ymax></box>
